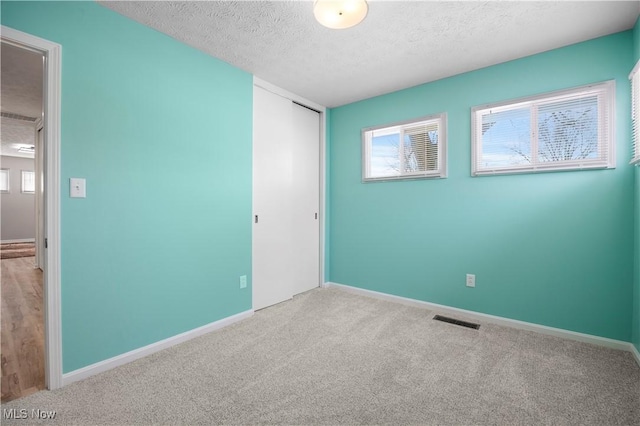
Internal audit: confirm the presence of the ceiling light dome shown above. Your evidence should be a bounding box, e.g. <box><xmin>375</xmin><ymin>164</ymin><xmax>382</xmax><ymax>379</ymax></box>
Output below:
<box><xmin>314</xmin><ymin>0</ymin><xmax>368</xmax><ymax>30</ymax></box>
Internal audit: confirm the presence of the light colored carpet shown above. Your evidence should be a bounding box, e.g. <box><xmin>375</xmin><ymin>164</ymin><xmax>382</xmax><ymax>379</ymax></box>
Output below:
<box><xmin>2</xmin><ymin>287</ymin><xmax>639</xmax><ymax>425</ymax></box>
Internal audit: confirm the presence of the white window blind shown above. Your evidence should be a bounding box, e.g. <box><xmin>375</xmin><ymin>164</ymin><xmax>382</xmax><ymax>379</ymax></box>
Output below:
<box><xmin>472</xmin><ymin>81</ymin><xmax>615</xmax><ymax>176</ymax></box>
<box><xmin>21</xmin><ymin>170</ymin><xmax>35</xmax><ymax>193</ymax></box>
<box><xmin>363</xmin><ymin>113</ymin><xmax>447</xmax><ymax>181</ymax></box>
<box><xmin>0</xmin><ymin>169</ymin><xmax>9</xmax><ymax>193</ymax></box>
<box><xmin>630</xmin><ymin>60</ymin><xmax>640</xmax><ymax>165</ymax></box>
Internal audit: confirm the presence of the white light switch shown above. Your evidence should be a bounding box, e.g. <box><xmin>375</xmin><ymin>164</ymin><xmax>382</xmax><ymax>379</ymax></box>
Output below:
<box><xmin>70</xmin><ymin>178</ymin><xmax>86</xmax><ymax>198</ymax></box>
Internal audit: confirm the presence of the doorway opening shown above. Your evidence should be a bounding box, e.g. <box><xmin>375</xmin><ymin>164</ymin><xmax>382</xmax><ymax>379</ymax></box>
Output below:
<box><xmin>0</xmin><ymin>40</ymin><xmax>45</xmax><ymax>402</ymax></box>
<box><xmin>1</xmin><ymin>26</ymin><xmax>63</xmax><ymax>397</ymax></box>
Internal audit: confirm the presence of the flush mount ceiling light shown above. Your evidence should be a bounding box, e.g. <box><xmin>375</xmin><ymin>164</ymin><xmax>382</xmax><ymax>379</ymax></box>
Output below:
<box><xmin>314</xmin><ymin>0</ymin><xmax>368</xmax><ymax>30</ymax></box>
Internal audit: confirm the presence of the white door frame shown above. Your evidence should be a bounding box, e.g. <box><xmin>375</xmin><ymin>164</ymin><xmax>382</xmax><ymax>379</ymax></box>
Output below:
<box><xmin>35</xmin><ymin>118</ymin><xmax>44</xmax><ymax>270</ymax></box>
<box><xmin>252</xmin><ymin>77</ymin><xmax>327</xmax><ymax>304</ymax></box>
<box><xmin>2</xmin><ymin>25</ymin><xmax>63</xmax><ymax>390</ymax></box>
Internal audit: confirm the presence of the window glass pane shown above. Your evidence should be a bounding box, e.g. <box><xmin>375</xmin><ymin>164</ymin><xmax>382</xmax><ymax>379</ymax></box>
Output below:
<box><xmin>22</xmin><ymin>171</ymin><xmax>35</xmax><ymax>193</ymax></box>
<box><xmin>473</xmin><ymin>81</ymin><xmax>613</xmax><ymax>176</ymax></box>
<box><xmin>364</xmin><ymin>113</ymin><xmax>446</xmax><ymax>181</ymax></box>
<box><xmin>370</xmin><ymin>132</ymin><xmax>400</xmax><ymax>178</ymax></box>
<box><xmin>537</xmin><ymin>95</ymin><xmax>598</xmax><ymax>162</ymax></box>
<box><xmin>480</xmin><ymin>107</ymin><xmax>531</xmax><ymax>168</ymax></box>
<box><xmin>0</xmin><ymin>169</ymin><xmax>8</xmax><ymax>192</ymax></box>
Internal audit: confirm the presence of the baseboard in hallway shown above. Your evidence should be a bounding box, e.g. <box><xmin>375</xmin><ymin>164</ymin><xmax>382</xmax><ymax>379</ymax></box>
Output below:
<box><xmin>0</xmin><ymin>239</ymin><xmax>35</xmax><ymax>244</ymax></box>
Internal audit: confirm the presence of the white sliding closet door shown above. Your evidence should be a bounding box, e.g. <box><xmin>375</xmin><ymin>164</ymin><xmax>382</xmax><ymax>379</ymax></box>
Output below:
<box><xmin>291</xmin><ymin>103</ymin><xmax>320</xmax><ymax>295</ymax></box>
<box><xmin>253</xmin><ymin>86</ymin><xmax>294</xmax><ymax>310</ymax></box>
<box><xmin>252</xmin><ymin>85</ymin><xmax>322</xmax><ymax>311</ymax></box>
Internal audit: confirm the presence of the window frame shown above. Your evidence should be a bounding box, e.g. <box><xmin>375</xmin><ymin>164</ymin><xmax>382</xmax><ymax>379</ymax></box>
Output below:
<box><xmin>362</xmin><ymin>113</ymin><xmax>447</xmax><ymax>182</ymax></box>
<box><xmin>471</xmin><ymin>80</ymin><xmax>615</xmax><ymax>176</ymax></box>
<box><xmin>21</xmin><ymin>170</ymin><xmax>35</xmax><ymax>194</ymax></box>
<box><xmin>0</xmin><ymin>168</ymin><xmax>9</xmax><ymax>193</ymax></box>
<box><xmin>630</xmin><ymin>60</ymin><xmax>640</xmax><ymax>165</ymax></box>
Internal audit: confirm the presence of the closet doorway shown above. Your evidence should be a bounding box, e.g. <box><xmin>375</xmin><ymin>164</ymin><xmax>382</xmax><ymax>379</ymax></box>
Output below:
<box><xmin>252</xmin><ymin>82</ymin><xmax>323</xmax><ymax>311</ymax></box>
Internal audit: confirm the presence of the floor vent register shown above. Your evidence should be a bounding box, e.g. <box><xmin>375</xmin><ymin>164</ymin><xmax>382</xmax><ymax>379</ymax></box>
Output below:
<box><xmin>433</xmin><ymin>315</ymin><xmax>480</xmax><ymax>330</ymax></box>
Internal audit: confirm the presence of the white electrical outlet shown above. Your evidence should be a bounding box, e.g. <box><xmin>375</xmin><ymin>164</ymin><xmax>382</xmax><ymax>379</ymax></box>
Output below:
<box><xmin>239</xmin><ymin>275</ymin><xmax>247</xmax><ymax>289</ymax></box>
<box><xmin>466</xmin><ymin>274</ymin><xmax>475</xmax><ymax>288</ymax></box>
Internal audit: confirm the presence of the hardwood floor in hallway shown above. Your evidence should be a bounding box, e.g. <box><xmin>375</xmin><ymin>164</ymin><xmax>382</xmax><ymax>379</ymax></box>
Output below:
<box><xmin>1</xmin><ymin>256</ymin><xmax>44</xmax><ymax>402</ymax></box>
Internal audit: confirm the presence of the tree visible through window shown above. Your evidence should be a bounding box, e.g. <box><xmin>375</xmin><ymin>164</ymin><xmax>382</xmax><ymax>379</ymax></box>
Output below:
<box><xmin>472</xmin><ymin>81</ymin><xmax>614</xmax><ymax>176</ymax></box>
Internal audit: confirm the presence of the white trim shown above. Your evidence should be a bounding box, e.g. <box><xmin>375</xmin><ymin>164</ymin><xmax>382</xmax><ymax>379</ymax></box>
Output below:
<box><xmin>1</xmin><ymin>25</ymin><xmax>63</xmax><ymax>390</ymax></box>
<box><xmin>35</xmin><ymin>120</ymin><xmax>44</xmax><ymax>269</ymax></box>
<box><xmin>319</xmin><ymin>98</ymin><xmax>327</xmax><ymax>291</ymax></box>
<box><xmin>325</xmin><ymin>282</ymin><xmax>632</xmax><ymax>352</ymax></box>
<box><xmin>63</xmin><ymin>310</ymin><xmax>253</xmax><ymax>386</ymax></box>
<box><xmin>253</xmin><ymin>77</ymin><xmax>325</xmax><ymax>113</ymax></box>
<box><xmin>629</xmin><ymin>58</ymin><xmax>640</xmax><ymax>80</ymax></box>
<box><xmin>631</xmin><ymin>343</ymin><xmax>640</xmax><ymax>368</ymax></box>
<box><xmin>1</xmin><ymin>238</ymin><xmax>36</xmax><ymax>244</ymax></box>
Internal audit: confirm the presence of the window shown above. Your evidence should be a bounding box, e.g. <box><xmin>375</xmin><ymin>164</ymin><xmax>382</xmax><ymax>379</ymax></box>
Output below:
<box><xmin>21</xmin><ymin>170</ymin><xmax>35</xmax><ymax>193</ymax></box>
<box><xmin>362</xmin><ymin>113</ymin><xmax>447</xmax><ymax>181</ymax></box>
<box><xmin>631</xmin><ymin>60</ymin><xmax>640</xmax><ymax>165</ymax></box>
<box><xmin>471</xmin><ymin>81</ymin><xmax>615</xmax><ymax>176</ymax></box>
<box><xmin>0</xmin><ymin>169</ymin><xmax>9</xmax><ymax>193</ymax></box>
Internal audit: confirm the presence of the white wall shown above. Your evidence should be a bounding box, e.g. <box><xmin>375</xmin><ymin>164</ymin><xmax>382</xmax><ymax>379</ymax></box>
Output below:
<box><xmin>1</xmin><ymin>155</ymin><xmax>35</xmax><ymax>241</ymax></box>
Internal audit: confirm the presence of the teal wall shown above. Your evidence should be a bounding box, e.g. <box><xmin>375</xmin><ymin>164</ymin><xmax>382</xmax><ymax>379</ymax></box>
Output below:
<box><xmin>633</xmin><ymin>16</ymin><xmax>640</xmax><ymax>353</ymax></box>
<box><xmin>329</xmin><ymin>31</ymin><xmax>635</xmax><ymax>341</ymax></box>
<box><xmin>634</xmin><ymin>16</ymin><xmax>640</xmax><ymax>60</ymax></box>
<box><xmin>2</xmin><ymin>2</ymin><xmax>253</xmax><ymax>372</ymax></box>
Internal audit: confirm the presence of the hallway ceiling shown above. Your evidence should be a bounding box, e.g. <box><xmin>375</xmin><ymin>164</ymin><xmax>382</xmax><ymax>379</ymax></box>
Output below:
<box><xmin>1</xmin><ymin>42</ymin><xmax>42</xmax><ymax>158</ymax></box>
<box><xmin>101</xmin><ymin>1</ymin><xmax>639</xmax><ymax>108</ymax></box>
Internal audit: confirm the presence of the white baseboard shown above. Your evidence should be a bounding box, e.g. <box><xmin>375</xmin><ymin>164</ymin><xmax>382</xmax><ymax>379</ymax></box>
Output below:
<box><xmin>325</xmin><ymin>282</ymin><xmax>633</xmax><ymax>353</ymax></box>
<box><xmin>631</xmin><ymin>343</ymin><xmax>640</xmax><ymax>368</ymax></box>
<box><xmin>62</xmin><ymin>309</ymin><xmax>253</xmax><ymax>386</ymax></box>
<box><xmin>1</xmin><ymin>238</ymin><xmax>35</xmax><ymax>244</ymax></box>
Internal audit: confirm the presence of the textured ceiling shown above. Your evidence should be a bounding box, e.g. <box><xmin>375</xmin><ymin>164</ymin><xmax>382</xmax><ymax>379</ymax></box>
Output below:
<box><xmin>1</xmin><ymin>42</ymin><xmax>43</xmax><ymax>119</ymax></box>
<box><xmin>101</xmin><ymin>1</ymin><xmax>639</xmax><ymax>108</ymax></box>
<box><xmin>1</xmin><ymin>42</ymin><xmax>42</xmax><ymax>158</ymax></box>
<box><xmin>1</xmin><ymin>118</ymin><xmax>36</xmax><ymax>159</ymax></box>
